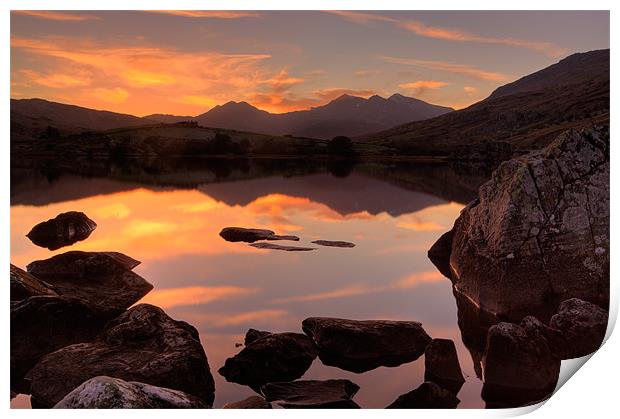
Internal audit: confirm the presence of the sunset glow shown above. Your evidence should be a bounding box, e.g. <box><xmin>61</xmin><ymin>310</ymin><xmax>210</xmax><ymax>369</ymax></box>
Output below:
<box><xmin>10</xmin><ymin>10</ymin><xmax>609</xmax><ymax>115</ymax></box>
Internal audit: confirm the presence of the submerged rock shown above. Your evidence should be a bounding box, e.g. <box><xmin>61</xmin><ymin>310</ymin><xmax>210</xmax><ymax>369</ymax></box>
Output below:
<box><xmin>430</xmin><ymin>127</ymin><xmax>610</xmax><ymax>320</ymax></box>
<box><xmin>10</xmin><ymin>264</ymin><xmax>57</xmax><ymax>301</ymax></box>
<box><xmin>549</xmin><ymin>298</ymin><xmax>608</xmax><ymax>359</ymax></box>
<box><xmin>311</xmin><ymin>240</ymin><xmax>356</xmax><ymax>248</ymax></box>
<box><xmin>261</xmin><ymin>379</ymin><xmax>360</xmax><ymax>409</ymax></box>
<box><xmin>302</xmin><ymin>317</ymin><xmax>431</xmax><ymax>373</ymax></box>
<box><xmin>482</xmin><ymin>318</ymin><xmax>560</xmax><ymax>408</ymax></box>
<box><xmin>26</xmin><ymin>211</ymin><xmax>97</xmax><ymax>250</ymax></box>
<box><xmin>53</xmin><ymin>376</ymin><xmax>210</xmax><ymax>408</ymax></box>
<box><xmin>11</xmin><ymin>296</ymin><xmax>107</xmax><ymax>390</ymax></box>
<box><xmin>244</xmin><ymin>328</ymin><xmax>272</xmax><ymax>345</ymax></box>
<box><xmin>223</xmin><ymin>395</ymin><xmax>271</xmax><ymax>409</ymax></box>
<box><xmin>27</xmin><ymin>251</ymin><xmax>153</xmax><ymax>318</ymax></box>
<box><xmin>386</xmin><ymin>382</ymin><xmax>460</xmax><ymax>409</ymax></box>
<box><xmin>249</xmin><ymin>242</ymin><xmax>316</xmax><ymax>251</ymax></box>
<box><xmin>26</xmin><ymin>304</ymin><xmax>215</xmax><ymax>408</ymax></box>
<box><xmin>218</xmin><ymin>332</ymin><xmax>317</xmax><ymax>388</ymax></box>
<box><xmin>424</xmin><ymin>338</ymin><xmax>465</xmax><ymax>394</ymax></box>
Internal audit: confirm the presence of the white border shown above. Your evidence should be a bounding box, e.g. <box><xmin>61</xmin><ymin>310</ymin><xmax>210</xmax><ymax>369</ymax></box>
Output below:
<box><xmin>2</xmin><ymin>1</ymin><xmax>617</xmax><ymax>418</ymax></box>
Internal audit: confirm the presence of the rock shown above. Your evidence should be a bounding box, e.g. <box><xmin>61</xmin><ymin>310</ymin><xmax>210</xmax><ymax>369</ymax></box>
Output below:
<box><xmin>218</xmin><ymin>332</ymin><xmax>317</xmax><ymax>388</ymax></box>
<box><xmin>220</xmin><ymin>227</ymin><xmax>300</xmax><ymax>243</ymax></box>
<box><xmin>386</xmin><ymin>382</ymin><xmax>460</xmax><ymax>408</ymax></box>
<box><xmin>10</xmin><ymin>264</ymin><xmax>57</xmax><ymax>301</ymax></box>
<box><xmin>26</xmin><ymin>211</ymin><xmax>97</xmax><ymax>250</ymax></box>
<box><xmin>249</xmin><ymin>243</ymin><xmax>316</xmax><ymax>251</ymax></box>
<box><xmin>311</xmin><ymin>240</ymin><xmax>355</xmax><ymax>248</ymax></box>
<box><xmin>482</xmin><ymin>318</ymin><xmax>560</xmax><ymax>407</ymax></box>
<box><xmin>27</xmin><ymin>251</ymin><xmax>153</xmax><ymax>318</ymax></box>
<box><xmin>549</xmin><ymin>298</ymin><xmax>608</xmax><ymax>358</ymax></box>
<box><xmin>430</xmin><ymin>127</ymin><xmax>609</xmax><ymax>320</ymax></box>
<box><xmin>223</xmin><ymin>395</ymin><xmax>271</xmax><ymax>409</ymax></box>
<box><xmin>11</xmin><ymin>296</ymin><xmax>107</xmax><ymax>390</ymax></box>
<box><xmin>267</xmin><ymin>235</ymin><xmax>300</xmax><ymax>241</ymax></box>
<box><xmin>302</xmin><ymin>317</ymin><xmax>432</xmax><ymax>373</ymax></box>
<box><xmin>244</xmin><ymin>328</ymin><xmax>272</xmax><ymax>345</ymax></box>
<box><xmin>53</xmin><ymin>376</ymin><xmax>209</xmax><ymax>408</ymax></box>
<box><xmin>427</xmin><ymin>231</ymin><xmax>453</xmax><ymax>279</ymax></box>
<box><xmin>261</xmin><ymin>379</ymin><xmax>360</xmax><ymax>408</ymax></box>
<box><xmin>424</xmin><ymin>339</ymin><xmax>465</xmax><ymax>394</ymax></box>
<box><xmin>26</xmin><ymin>304</ymin><xmax>215</xmax><ymax>408</ymax></box>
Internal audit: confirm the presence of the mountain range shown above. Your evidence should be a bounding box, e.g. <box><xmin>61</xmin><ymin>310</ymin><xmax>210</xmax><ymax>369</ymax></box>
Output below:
<box><xmin>11</xmin><ymin>93</ymin><xmax>453</xmax><ymax>141</ymax></box>
<box><xmin>362</xmin><ymin>49</ymin><xmax>609</xmax><ymax>154</ymax></box>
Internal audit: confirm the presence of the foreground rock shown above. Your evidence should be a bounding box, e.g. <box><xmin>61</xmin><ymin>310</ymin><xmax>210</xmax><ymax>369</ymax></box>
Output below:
<box><xmin>27</xmin><ymin>251</ymin><xmax>153</xmax><ymax>318</ymax></box>
<box><xmin>219</xmin><ymin>227</ymin><xmax>298</xmax><ymax>243</ymax></box>
<box><xmin>261</xmin><ymin>379</ymin><xmax>360</xmax><ymax>408</ymax></box>
<box><xmin>311</xmin><ymin>240</ymin><xmax>356</xmax><ymax>248</ymax></box>
<box><xmin>53</xmin><ymin>376</ymin><xmax>210</xmax><ymax>408</ymax></box>
<box><xmin>244</xmin><ymin>328</ymin><xmax>272</xmax><ymax>345</ymax></box>
<box><xmin>249</xmin><ymin>242</ymin><xmax>316</xmax><ymax>251</ymax></box>
<box><xmin>223</xmin><ymin>396</ymin><xmax>271</xmax><ymax>409</ymax></box>
<box><xmin>26</xmin><ymin>211</ymin><xmax>97</xmax><ymax>250</ymax></box>
<box><xmin>386</xmin><ymin>382</ymin><xmax>460</xmax><ymax>409</ymax></box>
<box><xmin>219</xmin><ymin>332</ymin><xmax>317</xmax><ymax>389</ymax></box>
<box><xmin>482</xmin><ymin>318</ymin><xmax>560</xmax><ymax>408</ymax></box>
<box><xmin>549</xmin><ymin>298</ymin><xmax>608</xmax><ymax>358</ymax></box>
<box><xmin>26</xmin><ymin>304</ymin><xmax>215</xmax><ymax>408</ymax></box>
<box><xmin>424</xmin><ymin>339</ymin><xmax>465</xmax><ymax>394</ymax></box>
<box><xmin>302</xmin><ymin>317</ymin><xmax>431</xmax><ymax>373</ymax></box>
<box><xmin>430</xmin><ymin>127</ymin><xmax>609</xmax><ymax>320</ymax></box>
<box><xmin>10</xmin><ymin>264</ymin><xmax>57</xmax><ymax>301</ymax></box>
<box><xmin>11</xmin><ymin>296</ymin><xmax>107</xmax><ymax>390</ymax></box>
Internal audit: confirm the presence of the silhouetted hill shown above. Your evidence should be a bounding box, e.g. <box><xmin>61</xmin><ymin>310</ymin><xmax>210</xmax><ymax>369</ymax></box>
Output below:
<box><xmin>193</xmin><ymin>94</ymin><xmax>453</xmax><ymax>139</ymax></box>
<box><xmin>361</xmin><ymin>49</ymin><xmax>609</xmax><ymax>155</ymax></box>
<box><xmin>11</xmin><ymin>98</ymin><xmax>154</xmax><ymax>132</ymax></box>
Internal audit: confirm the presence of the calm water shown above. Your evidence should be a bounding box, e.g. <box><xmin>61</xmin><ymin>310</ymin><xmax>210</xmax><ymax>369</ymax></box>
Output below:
<box><xmin>10</xmin><ymin>164</ymin><xmax>487</xmax><ymax>408</ymax></box>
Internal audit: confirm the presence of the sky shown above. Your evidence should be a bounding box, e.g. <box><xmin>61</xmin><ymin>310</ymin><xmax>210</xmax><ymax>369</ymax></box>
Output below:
<box><xmin>10</xmin><ymin>10</ymin><xmax>609</xmax><ymax>116</ymax></box>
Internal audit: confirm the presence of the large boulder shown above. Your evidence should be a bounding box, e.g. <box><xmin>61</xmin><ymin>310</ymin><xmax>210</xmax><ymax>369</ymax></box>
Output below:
<box><xmin>302</xmin><ymin>317</ymin><xmax>431</xmax><ymax>373</ymax></box>
<box><xmin>386</xmin><ymin>381</ymin><xmax>460</xmax><ymax>409</ymax></box>
<box><xmin>261</xmin><ymin>379</ymin><xmax>360</xmax><ymax>408</ymax></box>
<box><xmin>26</xmin><ymin>211</ymin><xmax>97</xmax><ymax>250</ymax></box>
<box><xmin>53</xmin><ymin>376</ymin><xmax>209</xmax><ymax>408</ymax></box>
<box><xmin>26</xmin><ymin>304</ymin><xmax>215</xmax><ymax>408</ymax></box>
<box><xmin>11</xmin><ymin>296</ymin><xmax>108</xmax><ymax>390</ymax></box>
<box><xmin>424</xmin><ymin>338</ymin><xmax>465</xmax><ymax>394</ymax></box>
<box><xmin>549</xmin><ymin>298</ymin><xmax>608</xmax><ymax>358</ymax></box>
<box><xmin>218</xmin><ymin>332</ymin><xmax>317</xmax><ymax>389</ymax></box>
<box><xmin>222</xmin><ymin>396</ymin><xmax>271</xmax><ymax>409</ymax></box>
<box><xmin>482</xmin><ymin>317</ymin><xmax>560</xmax><ymax>408</ymax></box>
<box><xmin>10</xmin><ymin>264</ymin><xmax>57</xmax><ymax>301</ymax></box>
<box><xmin>430</xmin><ymin>127</ymin><xmax>609</xmax><ymax>320</ymax></box>
<box><xmin>27</xmin><ymin>251</ymin><xmax>153</xmax><ymax>318</ymax></box>
<box><xmin>243</xmin><ymin>328</ymin><xmax>272</xmax><ymax>345</ymax></box>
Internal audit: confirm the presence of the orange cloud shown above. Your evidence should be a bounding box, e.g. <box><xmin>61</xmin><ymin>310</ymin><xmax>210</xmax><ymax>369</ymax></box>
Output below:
<box><xmin>324</xmin><ymin>11</ymin><xmax>396</xmax><ymax>24</ymax></box>
<box><xmin>354</xmin><ymin>69</ymin><xmax>383</xmax><ymax>78</ymax></box>
<box><xmin>144</xmin><ymin>11</ymin><xmax>261</xmax><ymax>19</ymax></box>
<box><xmin>13</xmin><ymin>10</ymin><xmax>99</xmax><ymax>21</ymax></box>
<box><xmin>381</xmin><ymin>55</ymin><xmax>508</xmax><ymax>82</ymax></box>
<box><xmin>92</xmin><ymin>87</ymin><xmax>129</xmax><ymax>104</ymax></box>
<box><xmin>11</xmin><ymin>35</ymin><xmax>280</xmax><ymax>115</ymax></box>
<box><xmin>140</xmin><ymin>286</ymin><xmax>257</xmax><ymax>309</ymax></box>
<box><xmin>400</xmin><ymin>20</ymin><xmax>567</xmax><ymax>58</ymax></box>
<box><xmin>196</xmin><ymin>309</ymin><xmax>288</xmax><ymax>327</ymax></box>
<box><xmin>399</xmin><ymin>80</ymin><xmax>448</xmax><ymax>96</ymax></box>
<box><xmin>464</xmin><ymin>86</ymin><xmax>477</xmax><ymax>95</ymax></box>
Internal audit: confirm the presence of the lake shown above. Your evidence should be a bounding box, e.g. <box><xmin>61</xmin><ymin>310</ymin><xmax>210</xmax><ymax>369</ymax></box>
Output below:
<box><xmin>10</xmin><ymin>160</ymin><xmax>491</xmax><ymax>408</ymax></box>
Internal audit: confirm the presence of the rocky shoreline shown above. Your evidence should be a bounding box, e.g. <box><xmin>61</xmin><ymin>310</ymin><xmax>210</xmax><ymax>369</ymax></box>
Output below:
<box><xmin>10</xmin><ymin>127</ymin><xmax>610</xmax><ymax>409</ymax></box>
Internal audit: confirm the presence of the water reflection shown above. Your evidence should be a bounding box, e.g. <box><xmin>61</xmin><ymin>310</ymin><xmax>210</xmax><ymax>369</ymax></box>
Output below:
<box><xmin>10</xmin><ymin>162</ymin><xmax>489</xmax><ymax>408</ymax></box>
